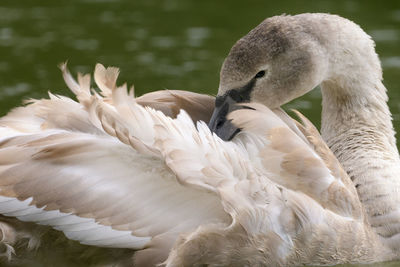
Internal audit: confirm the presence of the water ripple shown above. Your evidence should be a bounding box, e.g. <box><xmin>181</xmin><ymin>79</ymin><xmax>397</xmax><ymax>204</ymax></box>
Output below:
<box><xmin>186</xmin><ymin>27</ymin><xmax>210</xmax><ymax>47</ymax></box>
<box><xmin>0</xmin><ymin>83</ymin><xmax>31</xmax><ymax>97</ymax></box>
<box><xmin>382</xmin><ymin>57</ymin><xmax>400</xmax><ymax>69</ymax></box>
<box><xmin>72</xmin><ymin>39</ymin><xmax>99</xmax><ymax>51</ymax></box>
<box><xmin>151</xmin><ymin>36</ymin><xmax>176</xmax><ymax>49</ymax></box>
<box><xmin>369</xmin><ymin>29</ymin><xmax>399</xmax><ymax>42</ymax></box>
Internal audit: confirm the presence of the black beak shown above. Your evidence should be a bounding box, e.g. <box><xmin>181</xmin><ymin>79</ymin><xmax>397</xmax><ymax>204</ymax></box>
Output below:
<box><xmin>209</xmin><ymin>79</ymin><xmax>256</xmax><ymax>140</ymax></box>
<box><xmin>208</xmin><ymin>95</ymin><xmax>242</xmax><ymax>141</ymax></box>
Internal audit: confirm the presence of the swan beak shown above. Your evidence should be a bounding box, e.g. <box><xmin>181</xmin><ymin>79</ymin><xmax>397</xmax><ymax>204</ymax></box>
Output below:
<box><xmin>208</xmin><ymin>95</ymin><xmax>242</xmax><ymax>141</ymax></box>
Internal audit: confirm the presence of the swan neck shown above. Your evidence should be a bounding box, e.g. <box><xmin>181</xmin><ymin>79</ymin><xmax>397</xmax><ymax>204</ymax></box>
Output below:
<box><xmin>320</xmin><ymin>79</ymin><xmax>396</xmax><ymax>150</ymax></box>
<box><xmin>320</xmin><ymin>79</ymin><xmax>400</xmax><ymax>250</ymax></box>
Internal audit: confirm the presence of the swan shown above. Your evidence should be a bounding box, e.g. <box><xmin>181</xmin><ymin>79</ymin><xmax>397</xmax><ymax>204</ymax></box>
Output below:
<box><xmin>0</xmin><ymin>13</ymin><xmax>398</xmax><ymax>266</ymax></box>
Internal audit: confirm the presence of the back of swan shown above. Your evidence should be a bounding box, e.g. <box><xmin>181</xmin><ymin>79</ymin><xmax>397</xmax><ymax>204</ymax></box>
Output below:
<box><xmin>0</xmin><ymin>63</ymin><xmax>394</xmax><ymax>265</ymax></box>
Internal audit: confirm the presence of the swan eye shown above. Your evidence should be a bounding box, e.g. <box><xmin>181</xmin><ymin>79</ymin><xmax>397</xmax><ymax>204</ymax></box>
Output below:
<box><xmin>254</xmin><ymin>70</ymin><xmax>265</xmax><ymax>79</ymax></box>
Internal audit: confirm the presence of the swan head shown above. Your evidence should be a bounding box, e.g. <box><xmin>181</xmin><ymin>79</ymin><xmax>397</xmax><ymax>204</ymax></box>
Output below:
<box><xmin>209</xmin><ymin>13</ymin><xmax>380</xmax><ymax>140</ymax></box>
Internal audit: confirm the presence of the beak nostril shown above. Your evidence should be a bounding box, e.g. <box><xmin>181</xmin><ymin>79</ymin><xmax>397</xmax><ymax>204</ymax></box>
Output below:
<box><xmin>216</xmin><ymin>118</ymin><xmax>225</xmax><ymax>129</ymax></box>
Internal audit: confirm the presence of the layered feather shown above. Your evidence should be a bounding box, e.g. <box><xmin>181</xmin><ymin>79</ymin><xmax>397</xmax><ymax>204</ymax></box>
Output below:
<box><xmin>0</xmin><ymin>64</ymin><xmax>230</xmax><ymax>265</ymax></box>
<box><xmin>0</xmin><ymin>63</ymin><xmax>388</xmax><ymax>266</ymax></box>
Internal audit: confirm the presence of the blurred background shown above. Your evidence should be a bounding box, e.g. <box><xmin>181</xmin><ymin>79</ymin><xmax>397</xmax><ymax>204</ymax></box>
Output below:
<box><xmin>0</xmin><ymin>1</ymin><xmax>400</xmax><ymax>266</ymax></box>
<box><xmin>0</xmin><ymin>0</ymin><xmax>399</xmax><ymax>129</ymax></box>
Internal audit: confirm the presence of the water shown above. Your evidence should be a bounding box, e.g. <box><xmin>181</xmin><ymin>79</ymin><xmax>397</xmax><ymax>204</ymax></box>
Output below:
<box><xmin>0</xmin><ymin>0</ymin><xmax>399</xmax><ymax>266</ymax></box>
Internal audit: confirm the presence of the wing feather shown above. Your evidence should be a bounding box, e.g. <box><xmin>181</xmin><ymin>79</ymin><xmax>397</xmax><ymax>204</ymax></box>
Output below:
<box><xmin>228</xmin><ymin>103</ymin><xmax>363</xmax><ymax>219</ymax></box>
<box><xmin>136</xmin><ymin>90</ymin><xmax>215</xmax><ymax>123</ymax></box>
<box><xmin>291</xmin><ymin>110</ymin><xmax>359</xmax><ymax>195</ymax></box>
<box><xmin>0</xmin><ymin>64</ymin><xmax>230</xmax><ymax>262</ymax></box>
<box><xmin>0</xmin><ymin>129</ymin><xmax>229</xmax><ymax>251</ymax></box>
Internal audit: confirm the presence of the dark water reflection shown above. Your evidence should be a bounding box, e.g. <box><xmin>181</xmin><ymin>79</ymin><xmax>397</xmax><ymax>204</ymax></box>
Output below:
<box><xmin>0</xmin><ymin>0</ymin><xmax>399</xmax><ymax>266</ymax></box>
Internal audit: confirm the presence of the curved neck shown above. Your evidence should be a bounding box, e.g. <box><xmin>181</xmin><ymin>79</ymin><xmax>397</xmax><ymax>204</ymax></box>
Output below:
<box><xmin>320</xmin><ymin>77</ymin><xmax>400</xmax><ymax>250</ymax></box>
<box><xmin>321</xmin><ymin>78</ymin><xmax>397</xmax><ymax>153</ymax></box>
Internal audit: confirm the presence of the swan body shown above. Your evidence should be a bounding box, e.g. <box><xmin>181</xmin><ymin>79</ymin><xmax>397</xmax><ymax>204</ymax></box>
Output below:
<box><xmin>0</xmin><ymin>13</ymin><xmax>398</xmax><ymax>266</ymax></box>
<box><xmin>0</xmin><ymin>64</ymin><xmax>386</xmax><ymax>266</ymax></box>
